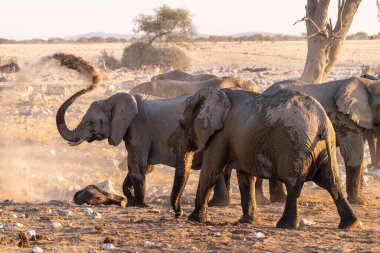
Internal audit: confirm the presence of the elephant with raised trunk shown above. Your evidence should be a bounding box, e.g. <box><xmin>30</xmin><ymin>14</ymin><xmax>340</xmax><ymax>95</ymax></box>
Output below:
<box><xmin>56</xmin><ymin>90</ymin><xmax>229</xmax><ymax>217</ymax></box>
<box><xmin>258</xmin><ymin>76</ymin><xmax>380</xmax><ymax>205</ymax></box>
<box><xmin>175</xmin><ymin>87</ymin><xmax>360</xmax><ymax>229</ymax></box>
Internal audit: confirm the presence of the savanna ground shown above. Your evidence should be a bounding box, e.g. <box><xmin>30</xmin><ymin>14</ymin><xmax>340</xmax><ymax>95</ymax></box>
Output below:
<box><xmin>0</xmin><ymin>41</ymin><xmax>379</xmax><ymax>252</ymax></box>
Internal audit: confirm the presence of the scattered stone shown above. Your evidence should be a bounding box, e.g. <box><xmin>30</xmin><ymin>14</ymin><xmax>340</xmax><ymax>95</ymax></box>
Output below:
<box><xmin>9</xmin><ymin>214</ymin><xmax>18</xmax><ymax>219</ymax></box>
<box><xmin>49</xmin><ymin>149</ymin><xmax>56</xmax><ymax>156</ymax></box>
<box><xmin>96</xmin><ymin>179</ymin><xmax>115</xmax><ymax>193</ymax></box>
<box><xmin>299</xmin><ymin>218</ymin><xmax>316</xmax><ymax>227</ymax></box>
<box><xmin>252</xmin><ymin>231</ymin><xmax>265</xmax><ymax>239</ymax></box>
<box><xmin>15</xmin><ymin>223</ymin><xmax>24</xmax><ymax>228</ymax></box>
<box><xmin>0</xmin><ymin>77</ymin><xmax>7</xmax><ymax>82</ymax></box>
<box><xmin>84</xmin><ymin>207</ymin><xmax>94</xmax><ymax>216</ymax></box>
<box><xmin>58</xmin><ymin>209</ymin><xmax>73</xmax><ymax>216</ymax></box>
<box><xmin>99</xmin><ymin>243</ymin><xmax>115</xmax><ymax>250</ymax></box>
<box><xmin>31</xmin><ymin>246</ymin><xmax>44</xmax><ymax>253</ymax></box>
<box><xmin>26</xmin><ymin>229</ymin><xmax>36</xmax><ymax>240</ymax></box>
<box><xmin>162</xmin><ymin>243</ymin><xmax>172</xmax><ymax>249</ymax></box>
<box><xmin>148</xmin><ymin>209</ymin><xmax>160</xmax><ymax>214</ymax></box>
<box><xmin>103</xmin><ymin>236</ymin><xmax>115</xmax><ymax>244</ymax></box>
<box><xmin>92</xmin><ymin>211</ymin><xmax>102</xmax><ymax>219</ymax></box>
<box><xmin>18</xmin><ymin>213</ymin><xmax>26</xmax><ymax>219</ymax></box>
<box><xmin>212</xmin><ymin>232</ymin><xmax>222</xmax><ymax>237</ymax></box>
<box><xmin>144</xmin><ymin>240</ymin><xmax>155</xmax><ymax>246</ymax></box>
<box><xmin>51</xmin><ymin>222</ymin><xmax>62</xmax><ymax>229</ymax></box>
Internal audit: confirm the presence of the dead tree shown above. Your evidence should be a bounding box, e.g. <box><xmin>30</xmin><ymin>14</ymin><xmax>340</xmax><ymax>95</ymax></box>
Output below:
<box><xmin>296</xmin><ymin>0</ymin><xmax>362</xmax><ymax>83</ymax></box>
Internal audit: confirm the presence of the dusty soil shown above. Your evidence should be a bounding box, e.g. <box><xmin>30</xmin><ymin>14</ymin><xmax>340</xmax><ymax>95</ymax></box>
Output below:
<box><xmin>0</xmin><ymin>41</ymin><xmax>379</xmax><ymax>252</ymax></box>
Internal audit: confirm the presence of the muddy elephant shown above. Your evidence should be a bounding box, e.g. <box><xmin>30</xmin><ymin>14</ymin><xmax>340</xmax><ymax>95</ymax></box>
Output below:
<box><xmin>129</xmin><ymin>77</ymin><xmax>260</xmax><ymax>98</ymax></box>
<box><xmin>56</xmin><ymin>90</ymin><xmax>229</xmax><ymax>217</ymax></box>
<box><xmin>151</xmin><ymin>69</ymin><xmax>217</xmax><ymax>81</ymax></box>
<box><xmin>73</xmin><ymin>185</ymin><xmax>127</xmax><ymax>207</ymax></box>
<box><xmin>258</xmin><ymin>77</ymin><xmax>380</xmax><ymax>205</ymax></box>
<box><xmin>174</xmin><ymin>87</ymin><xmax>360</xmax><ymax>229</ymax></box>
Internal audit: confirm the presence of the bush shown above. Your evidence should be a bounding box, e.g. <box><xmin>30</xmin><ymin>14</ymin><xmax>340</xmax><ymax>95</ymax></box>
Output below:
<box><xmin>98</xmin><ymin>50</ymin><xmax>121</xmax><ymax>70</ymax></box>
<box><xmin>120</xmin><ymin>42</ymin><xmax>190</xmax><ymax>70</ymax></box>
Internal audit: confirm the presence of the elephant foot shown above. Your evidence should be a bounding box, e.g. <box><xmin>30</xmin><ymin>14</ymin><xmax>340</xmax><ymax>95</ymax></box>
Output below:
<box><xmin>256</xmin><ymin>194</ymin><xmax>271</xmax><ymax>205</ymax></box>
<box><xmin>174</xmin><ymin>209</ymin><xmax>183</xmax><ymax>218</ymax></box>
<box><xmin>126</xmin><ymin>198</ymin><xmax>135</xmax><ymax>207</ymax></box>
<box><xmin>270</xmin><ymin>193</ymin><xmax>287</xmax><ymax>203</ymax></box>
<box><xmin>238</xmin><ymin>214</ymin><xmax>255</xmax><ymax>224</ymax></box>
<box><xmin>276</xmin><ymin>216</ymin><xmax>299</xmax><ymax>229</ymax></box>
<box><xmin>338</xmin><ymin>217</ymin><xmax>362</xmax><ymax>230</ymax></box>
<box><xmin>347</xmin><ymin>195</ymin><xmax>367</xmax><ymax>205</ymax></box>
<box><xmin>135</xmin><ymin>202</ymin><xmax>149</xmax><ymax>208</ymax></box>
<box><xmin>208</xmin><ymin>196</ymin><xmax>231</xmax><ymax>207</ymax></box>
<box><xmin>188</xmin><ymin>210</ymin><xmax>209</xmax><ymax>223</ymax></box>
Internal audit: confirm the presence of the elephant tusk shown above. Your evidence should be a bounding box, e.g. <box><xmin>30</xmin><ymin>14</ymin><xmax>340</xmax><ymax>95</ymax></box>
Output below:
<box><xmin>69</xmin><ymin>139</ymin><xmax>86</xmax><ymax>146</ymax></box>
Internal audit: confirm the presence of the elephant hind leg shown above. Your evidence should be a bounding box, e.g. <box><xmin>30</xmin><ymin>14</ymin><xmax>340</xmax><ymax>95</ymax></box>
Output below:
<box><xmin>208</xmin><ymin>165</ymin><xmax>232</xmax><ymax>207</ymax></box>
<box><xmin>313</xmin><ymin>163</ymin><xmax>361</xmax><ymax>230</ymax></box>
<box><xmin>276</xmin><ymin>178</ymin><xmax>303</xmax><ymax>229</ymax></box>
<box><xmin>269</xmin><ymin>178</ymin><xmax>287</xmax><ymax>203</ymax></box>
<box><xmin>122</xmin><ymin>173</ymin><xmax>135</xmax><ymax>206</ymax></box>
<box><xmin>237</xmin><ymin>171</ymin><xmax>256</xmax><ymax>224</ymax></box>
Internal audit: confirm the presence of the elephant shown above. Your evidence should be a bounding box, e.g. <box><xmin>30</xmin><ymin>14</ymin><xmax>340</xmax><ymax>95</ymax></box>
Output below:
<box><xmin>73</xmin><ymin>185</ymin><xmax>127</xmax><ymax>207</ymax></box>
<box><xmin>255</xmin><ymin>77</ymin><xmax>380</xmax><ymax>205</ymax></box>
<box><xmin>56</xmin><ymin>90</ymin><xmax>229</xmax><ymax>217</ymax></box>
<box><xmin>151</xmin><ymin>69</ymin><xmax>217</xmax><ymax>81</ymax></box>
<box><xmin>174</xmin><ymin>87</ymin><xmax>360</xmax><ymax>229</ymax></box>
<box><xmin>129</xmin><ymin>77</ymin><xmax>260</xmax><ymax>98</ymax></box>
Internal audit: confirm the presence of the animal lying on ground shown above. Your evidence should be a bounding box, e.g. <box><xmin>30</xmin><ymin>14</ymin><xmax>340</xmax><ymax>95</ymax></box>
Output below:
<box><xmin>174</xmin><ymin>87</ymin><xmax>361</xmax><ymax>229</ymax></box>
<box><xmin>74</xmin><ymin>185</ymin><xmax>127</xmax><ymax>207</ymax></box>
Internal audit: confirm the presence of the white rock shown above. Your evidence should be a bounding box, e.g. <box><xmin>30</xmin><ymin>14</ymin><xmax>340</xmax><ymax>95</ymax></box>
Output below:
<box><xmin>26</xmin><ymin>229</ymin><xmax>36</xmax><ymax>239</ymax></box>
<box><xmin>49</xmin><ymin>149</ymin><xmax>56</xmax><ymax>156</ymax></box>
<box><xmin>58</xmin><ymin>209</ymin><xmax>73</xmax><ymax>216</ymax></box>
<box><xmin>212</xmin><ymin>232</ymin><xmax>222</xmax><ymax>237</ymax></box>
<box><xmin>14</xmin><ymin>222</ymin><xmax>23</xmax><ymax>228</ymax></box>
<box><xmin>99</xmin><ymin>243</ymin><xmax>115</xmax><ymax>250</ymax></box>
<box><xmin>91</xmin><ymin>211</ymin><xmax>102</xmax><ymax>219</ymax></box>
<box><xmin>144</xmin><ymin>240</ymin><xmax>155</xmax><ymax>246</ymax></box>
<box><xmin>252</xmin><ymin>231</ymin><xmax>265</xmax><ymax>239</ymax></box>
<box><xmin>96</xmin><ymin>179</ymin><xmax>115</xmax><ymax>193</ymax></box>
<box><xmin>18</xmin><ymin>213</ymin><xmax>26</xmax><ymax>218</ymax></box>
<box><xmin>9</xmin><ymin>214</ymin><xmax>18</xmax><ymax>219</ymax></box>
<box><xmin>299</xmin><ymin>218</ymin><xmax>316</xmax><ymax>226</ymax></box>
<box><xmin>31</xmin><ymin>247</ymin><xmax>44</xmax><ymax>253</ymax></box>
<box><xmin>84</xmin><ymin>207</ymin><xmax>94</xmax><ymax>216</ymax></box>
<box><xmin>51</xmin><ymin>222</ymin><xmax>62</xmax><ymax>229</ymax></box>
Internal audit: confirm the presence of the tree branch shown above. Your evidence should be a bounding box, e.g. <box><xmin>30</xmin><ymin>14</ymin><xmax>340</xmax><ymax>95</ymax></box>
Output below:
<box><xmin>377</xmin><ymin>0</ymin><xmax>380</xmax><ymax>22</ymax></box>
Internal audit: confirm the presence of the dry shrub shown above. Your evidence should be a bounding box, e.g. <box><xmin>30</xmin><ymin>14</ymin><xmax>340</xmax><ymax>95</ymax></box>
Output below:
<box><xmin>98</xmin><ymin>50</ymin><xmax>121</xmax><ymax>70</ymax></box>
<box><xmin>120</xmin><ymin>42</ymin><xmax>190</xmax><ymax>70</ymax></box>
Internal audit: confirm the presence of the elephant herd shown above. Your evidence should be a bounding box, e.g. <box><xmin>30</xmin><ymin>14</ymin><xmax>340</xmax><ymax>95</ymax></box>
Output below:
<box><xmin>54</xmin><ymin>53</ymin><xmax>380</xmax><ymax>230</ymax></box>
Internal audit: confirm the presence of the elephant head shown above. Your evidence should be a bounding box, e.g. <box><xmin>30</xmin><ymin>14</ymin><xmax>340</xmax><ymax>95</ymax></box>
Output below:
<box><xmin>335</xmin><ymin>77</ymin><xmax>380</xmax><ymax>129</ymax></box>
<box><xmin>56</xmin><ymin>92</ymin><xmax>138</xmax><ymax>146</ymax></box>
<box><xmin>179</xmin><ymin>88</ymin><xmax>231</xmax><ymax>151</ymax></box>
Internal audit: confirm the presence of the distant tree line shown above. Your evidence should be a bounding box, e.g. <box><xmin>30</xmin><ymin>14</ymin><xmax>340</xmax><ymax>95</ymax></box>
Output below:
<box><xmin>0</xmin><ymin>32</ymin><xmax>379</xmax><ymax>44</ymax></box>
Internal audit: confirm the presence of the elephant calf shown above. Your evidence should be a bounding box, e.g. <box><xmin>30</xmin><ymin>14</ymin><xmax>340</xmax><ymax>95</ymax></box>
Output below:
<box><xmin>74</xmin><ymin>185</ymin><xmax>127</xmax><ymax>207</ymax></box>
<box><xmin>175</xmin><ymin>88</ymin><xmax>360</xmax><ymax>229</ymax></box>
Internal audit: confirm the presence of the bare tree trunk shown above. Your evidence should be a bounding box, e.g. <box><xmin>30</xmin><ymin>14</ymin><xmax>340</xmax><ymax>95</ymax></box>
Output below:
<box><xmin>300</xmin><ymin>0</ymin><xmax>361</xmax><ymax>84</ymax></box>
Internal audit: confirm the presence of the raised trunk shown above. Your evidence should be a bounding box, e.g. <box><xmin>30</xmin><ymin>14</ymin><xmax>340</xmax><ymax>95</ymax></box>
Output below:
<box><xmin>56</xmin><ymin>89</ymin><xmax>88</xmax><ymax>142</ymax></box>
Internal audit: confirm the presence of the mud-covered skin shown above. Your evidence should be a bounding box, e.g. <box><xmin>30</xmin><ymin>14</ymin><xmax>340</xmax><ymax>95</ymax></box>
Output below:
<box><xmin>262</xmin><ymin>77</ymin><xmax>380</xmax><ymax>205</ymax></box>
<box><xmin>73</xmin><ymin>185</ymin><xmax>127</xmax><ymax>207</ymax></box>
<box><xmin>181</xmin><ymin>88</ymin><xmax>360</xmax><ymax>229</ymax></box>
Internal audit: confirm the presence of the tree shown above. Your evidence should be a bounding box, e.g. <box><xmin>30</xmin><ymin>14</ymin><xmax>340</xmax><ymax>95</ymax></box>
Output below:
<box><xmin>134</xmin><ymin>5</ymin><xmax>196</xmax><ymax>45</ymax></box>
<box><xmin>296</xmin><ymin>0</ymin><xmax>362</xmax><ymax>83</ymax></box>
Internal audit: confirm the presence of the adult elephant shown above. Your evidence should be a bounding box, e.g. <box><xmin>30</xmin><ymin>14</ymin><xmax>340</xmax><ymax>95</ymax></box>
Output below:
<box><xmin>56</xmin><ymin>89</ymin><xmax>229</xmax><ymax>217</ymax></box>
<box><xmin>173</xmin><ymin>87</ymin><xmax>360</xmax><ymax>229</ymax></box>
<box><xmin>258</xmin><ymin>76</ymin><xmax>380</xmax><ymax>205</ymax></box>
<box><xmin>151</xmin><ymin>69</ymin><xmax>217</xmax><ymax>81</ymax></box>
<box><xmin>129</xmin><ymin>76</ymin><xmax>260</xmax><ymax>98</ymax></box>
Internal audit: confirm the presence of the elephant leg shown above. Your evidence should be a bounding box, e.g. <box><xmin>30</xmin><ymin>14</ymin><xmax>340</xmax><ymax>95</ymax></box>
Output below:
<box><xmin>188</xmin><ymin>145</ymin><xmax>228</xmax><ymax>223</ymax></box>
<box><xmin>375</xmin><ymin>127</ymin><xmax>380</xmax><ymax>169</ymax></box>
<box><xmin>276</xmin><ymin>178</ymin><xmax>303</xmax><ymax>229</ymax></box>
<box><xmin>254</xmin><ymin>178</ymin><xmax>270</xmax><ymax>205</ymax></box>
<box><xmin>366</xmin><ymin>130</ymin><xmax>376</xmax><ymax>167</ymax></box>
<box><xmin>122</xmin><ymin>173</ymin><xmax>135</xmax><ymax>206</ymax></box>
<box><xmin>127</xmin><ymin>154</ymin><xmax>149</xmax><ymax>207</ymax></box>
<box><xmin>339</xmin><ymin>135</ymin><xmax>367</xmax><ymax>205</ymax></box>
<box><xmin>171</xmin><ymin>152</ymin><xmax>193</xmax><ymax>217</ymax></box>
<box><xmin>237</xmin><ymin>171</ymin><xmax>256</xmax><ymax>224</ymax></box>
<box><xmin>208</xmin><ymin>166</ymin><xmax>231</xmax><ymax>207</ymax></box>
<box><xmin>313</xmin><ymin>164</ymin><xmax>360</xmax><ymax>229</ymax></box>
<box><xmin>269</xmin><ymin>178</ymin><xmax>287</xmax><ymax>203</ymax></box>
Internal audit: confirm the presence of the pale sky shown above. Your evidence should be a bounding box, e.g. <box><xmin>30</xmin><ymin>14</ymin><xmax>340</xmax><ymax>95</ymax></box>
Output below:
<box><xmin>0</xmin><ymin>0</ymin><xmax>378</xmax><ymax>40</ymax></box>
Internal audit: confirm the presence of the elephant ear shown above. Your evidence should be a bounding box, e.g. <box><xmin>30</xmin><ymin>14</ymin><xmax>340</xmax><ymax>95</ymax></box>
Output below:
<box><xmin>335</xmin><ymin>77</ymin><xmax>373</xmax><ymax>129</ymax></box>
<box><xmin>182</xmin><ymin>88</ymin><xmax>231</xmax><ymax>150</ymax></box>
<box><xmin>107</xmin><ymin>93</ymin><xmax>138</xmax><ymax>146</ymax></box>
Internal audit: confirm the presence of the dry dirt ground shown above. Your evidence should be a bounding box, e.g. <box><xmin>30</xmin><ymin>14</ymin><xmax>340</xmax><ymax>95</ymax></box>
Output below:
<box><xmin>0</xmin><ymin>41</ymin><xmax>379</xmax><ymax>252</ymax></box>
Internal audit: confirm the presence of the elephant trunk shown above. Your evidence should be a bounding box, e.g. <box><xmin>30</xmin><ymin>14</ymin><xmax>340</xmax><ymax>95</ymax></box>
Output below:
<box><xmin>171</xmin><ymin>151</ymin><xmax>193</xmax><ymax>217</ymax></box>
<box><xmin>56</xmin><ymin>89</ymin><xmax>88</xmax><ymax>143</ymax></box>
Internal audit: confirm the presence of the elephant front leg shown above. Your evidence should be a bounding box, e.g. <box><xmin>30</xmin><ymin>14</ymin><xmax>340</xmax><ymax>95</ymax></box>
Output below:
<box><xmin>269</xmin><ymin>178</ymin><xmax>287</xmax><ymax>203</ymax></box>
<box><xmin>346</xmin><ymin>165</ymin><xmax>367</xmax><ymax>205</ymax></box>
<box><xmin>188</xmin><ymin>149</ymin><xmax>227</xmax><ymax>223</ymax></box>
<box><xmin>276</xmin><ymin>178</ymin><xmax>303</xmax><ymax>229</ymax></box>
<box><xmin>122</xmin><ymin>173</ymin><xmax>135</xmax><ymax>206</ymax></box>
<box><xmin>237</xmin><ymin>171</ymin><xmax>256</xmax><ymax>224</ymax></box>
<box><xmin>208</xmin><ymin>165</ymin><xmax>232</xmax><ymax>207</ymax></box>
